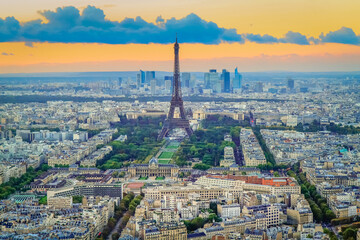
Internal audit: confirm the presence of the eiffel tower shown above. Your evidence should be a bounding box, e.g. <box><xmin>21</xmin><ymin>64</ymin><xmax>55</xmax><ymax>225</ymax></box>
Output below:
<box><xmin>158</xmin><ymin>37</ymin><xmax>193</xmax><ymax>140</ymax></box>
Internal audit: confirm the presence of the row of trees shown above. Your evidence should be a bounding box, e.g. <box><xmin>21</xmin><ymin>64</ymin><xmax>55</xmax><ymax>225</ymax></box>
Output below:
<box><xmin>97</xmin><ymin>192</ymin><xmax>143</xmax><ymax>240</ymax></box>
<box><xmin>287</xmin><ymin>164</ymin><xmax>336</xmax><ymax>223</ymax></box>
<box><xmin>252</xmin><ymin>126</ymin><xmax>277</xmax><ymax>166</ymax></box>
<box><xmin>252</xmin><ymin>127</ymin><xmax>293</xmax><ymax>171</ymax></box>
<box><xmin>0</xmin><ymin>164</ymin><xmax>51</xmax><ymax>199</ymax></box>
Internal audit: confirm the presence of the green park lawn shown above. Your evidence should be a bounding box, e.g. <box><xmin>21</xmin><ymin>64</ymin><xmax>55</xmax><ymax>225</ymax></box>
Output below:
<box><xmin>166</xmin><ymin>144</ymin><xmax>179</xmax><ymax>149</ymax></box>
<box><xmin>155</xmin><ymin>176</ymin><xmax>165</xmax><ymax>180</ymax></box>
<box><xmin>138</xmin><ymin>176</ymin><xmax>148</xmax><ymax>180</ymax></box>
<box><xmin>158</xmin><ymin>159</ymin><xmax>170</xmax><ymax>164</ymax></box>
<box><xmin>158</xmin><ymin>152</ymin><xmax>174</xmax><ymax>159</ymax></box>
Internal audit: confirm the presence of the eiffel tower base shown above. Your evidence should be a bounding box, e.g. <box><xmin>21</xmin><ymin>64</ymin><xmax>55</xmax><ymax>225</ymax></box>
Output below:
<box><xmin>158</xmin><ymin>119</ymin><xmax>193</xmax><ymax>141</ymax></box>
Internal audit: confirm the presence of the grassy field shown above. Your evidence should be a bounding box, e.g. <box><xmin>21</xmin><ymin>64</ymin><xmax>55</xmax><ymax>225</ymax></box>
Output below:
<box><xmin>158</xmin><ymin>152</ymin><xmax>174</xmax><ymax>159</ymax></box>
<box><xmin>139</xmin><ymin>176</ymin><xmax>148</xmax><ymax>180</ymax></box>
<box><xmin>166</xmin><ymin>142</ymin><xmax>180</xmax><ymax>149</ymax></box>
<box><xmin>158</xmin><ymin>159</ymin><xmax>170</xmax><ymax>164</ymax></box>
<box><xmin>155</xmin><ymin>176</ymin><xmax>165</xmax><ymax>180</ymax></box>
<box><xmin>166</xmin><ymin>145</ymin><xmax>179</xmax><ymax>149</ymax></box>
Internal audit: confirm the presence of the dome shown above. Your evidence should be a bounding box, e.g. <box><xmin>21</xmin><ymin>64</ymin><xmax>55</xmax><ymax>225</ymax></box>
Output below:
<box><xmin>149</xmin><ymin>157</ymin><xmax>158</xmax><ymax>165</ymax></box>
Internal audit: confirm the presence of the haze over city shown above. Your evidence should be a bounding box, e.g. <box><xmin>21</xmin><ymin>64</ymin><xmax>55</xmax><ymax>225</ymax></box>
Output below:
<box><xmin>0</xmin><ymin>1</ymin><xmax>360</xmax><ymax>240</ymax></box>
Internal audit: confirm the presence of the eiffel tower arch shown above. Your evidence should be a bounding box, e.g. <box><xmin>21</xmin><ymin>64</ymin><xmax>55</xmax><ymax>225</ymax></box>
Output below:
<box><xmin>158</xmin><ymin>38</ymin><xmax>193</xmax><ymax>140</ymax></box>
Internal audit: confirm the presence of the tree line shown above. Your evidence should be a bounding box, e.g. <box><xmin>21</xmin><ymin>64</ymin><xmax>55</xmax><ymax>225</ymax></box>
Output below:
<box><xmin>97</xmin><ymin>192</ymin><xmax>143</xmax><ymax>240</ymax></box>
<box><xmin>0</xmin><ymin>164</ymin><xmax>51</xmax><ymax>199</ymax></box>
<box><xmin>287</xmin><ymin>163</ymin><xmax>336</xmax><ymax>223</ymax></box>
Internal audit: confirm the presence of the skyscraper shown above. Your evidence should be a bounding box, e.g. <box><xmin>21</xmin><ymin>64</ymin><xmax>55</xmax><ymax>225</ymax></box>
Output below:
<box><xmin>165</xmin><ymin>79</ymin><xmax>172</xmax><ymax>93</ymax></box>
<box><xmin>139</xmin><ymin>70</ymin><xmax>145</xmax><ymax>86</ymax></box>
<box><xmin>182</xmin><ymin>72</ymin><xmax>191</xmax><ymax>88</ymax></box>
<box><xmin>165</xmin><ymin>76</ymin><xmax>173</xmax><ymax>93</ymax></box>
<box><xmin>146</xmin><ymin>71</ymin><xmax>155</xmax><ymax>84</ymax></box>
<box><xmin>255</xmin><ymin>82</ymin><xmax>263</xmax><ymax>92</ymax></box>
<box><xmin>233</xmin><ymin>67</ymin><xmax>242</xmax><ymax>89</ymax></box>
<box><xmin>150</xmin><ymin>79</ymin><xmax>156</xmax><ymax>95</ymax></box>
<box><xmin>287</xmin><ymin>78</ymin><xmax>294</xmax><ymax>89</ymax></box>
<box><xmin>118</xmin><ymin>77</ymin><xmax>122</xmax><ymax>87</ymax></box>
<box><xmin>221</xmin><ymin>69</ymin><xmax>230</xmax><ymax>93</ymax></box>
<box><xmin>136</xmin><ymin>73</ymin><xmax>141</xmax><ymax>88</ymax></box>
<box><xmin>204</xmin><ymin>73</ymin><xmax>210</xmax><ymax>88</ymax></box>
<box><xmin>204</xmin><ymin>69</ymin><xmax>220</xmax><ymax>92</ymax></box>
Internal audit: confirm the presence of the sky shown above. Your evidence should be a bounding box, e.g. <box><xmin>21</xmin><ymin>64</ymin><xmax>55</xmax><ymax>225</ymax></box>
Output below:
<box><xmin>0</xmin><ymin>0</ymin><xmax>359</xmax><ymax>73</ymax></box>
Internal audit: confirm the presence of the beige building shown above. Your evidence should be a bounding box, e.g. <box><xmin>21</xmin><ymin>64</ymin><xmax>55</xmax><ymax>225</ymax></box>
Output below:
<box><xmin>240</xmin><ymin>128</ymin><xmax>266</xmax><ymax>166</ymax></box>
<box><xmin>126</xmin><ymin>110</ymin><xmax>167</xmax><ymax>120</ymax></box>
<box><xmin>143</xmin><ymin>184</ymin><xmax>243</xmax><ymax>201</ymax></box>
<box><xmin>128</xmin><ymin>158</ymin><xmax>179</xmax><ymax>178</ymax></box>
<box><xmin>192</xmin><ymin>110</ymin><xmax>244</xmax><ymax>121</ymax></box>
<box><xmin>217</xmin><ymin>204</ymin><xmax>241</xmax><ymax>219</ymax></box>
<box><xmin>195</xmin><ymin>175</ymin><xmax>245</xmax><ymax>189</ymax></box>
<box><xmin>143</xmin><ymin>222</ymin><xmax>187</xmax><ymax>240</ymax></box>
<box><xmin>48</xmin><ymin>196</ymin><xmax>73</xmax><ymax>209</ymax></box>
<box><xmin>287</xmin><ymin>208</ymin><xmax>313</xmax><ymax>225</ymax></box>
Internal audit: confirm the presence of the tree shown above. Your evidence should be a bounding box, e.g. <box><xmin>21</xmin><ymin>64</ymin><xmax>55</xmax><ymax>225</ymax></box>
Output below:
<box><xmin>325</xmin><ymin>210</ymin><xmax>336</xmax><ymax>222</ymax></box>
<box><xmin>210</xmin><ymin>202</ymin><xmax>218</xmax><ymax>215</ymax></box>
<box><xmin>112</xmin><ymin>233</ymin><xmax>120</xmax><ymax>240</ymax></box>
<box><xmin>39</xmin><ymin>196</ymin><xmax>47</xmax><ymax>205</ymax></box>
<box><xmin>343</xmin><ymin>228</ymin><xmax>356</xmax><ymax>240</ymax></box>
<box><xmin>112</xmin><ymin>171</ymin><xmax>119</xmax><ymax>178</ymax></box>
<box><xmin>193</xmin><ymin>163</ymin><xmax>211</xmax><ymax>171</ymax></box>
<box><xmin>108</xmin><ymin>217</ymin><xmax>117</xmax><ymax>229</ymax></box>
<box><xmin>72</xmin><ymin>196</ymin><xmax>83</xmax><ymax>204</ymax></box>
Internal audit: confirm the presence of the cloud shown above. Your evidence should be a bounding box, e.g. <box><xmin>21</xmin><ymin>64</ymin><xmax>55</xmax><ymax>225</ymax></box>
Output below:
<box><xmin>25</xmin><ymin>42</ymin><xmax>34</xmax><ymax>47</ymax></box>
<box><xmin>1</xmin><ymin>52</ymin><xmax>14</xmax><ymax>56</ymax></box>
<box><xmin>245</xmin><ymin>33</ymin><xmax>279</xmax><ymax>43</ymax></box>
<box><xmin>0</xmin><ymin>6</ymin><xmax>242</xmax><ymax>44</ymax></box>
<box><xmin>0</xmin><ymin>6</ymin><xmax>359</xmax><ymax>46</ymax></box>
<box><xmin>156</xmin><ymin>16</ymin><xmax>164</xmax><ymax>24</ymax></box>
<box><xmin>280</xmin><ymin>31</ymin><xmax>309</xmax><ymax>45</ymax></box>
<box><xmin>245</xmin><ymin>31</ymin><xmax>310</xmax><ymax>45</ymax></box>
<box><xmin>0</xmin><ymin>16</ymin><xmax>21</xmax><ymax>41</ymax></box>
<box><xmin>319</xmin><ymin>27</ymin><xmax>360</xmax><ymax>45</ymax></box>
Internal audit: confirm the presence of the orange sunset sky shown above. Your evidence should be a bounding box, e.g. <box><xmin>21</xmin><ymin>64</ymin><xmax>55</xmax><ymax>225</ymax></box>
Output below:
<box><xmin>0</xmin><ymin>0</ymin><xmax>359</xmax><ymax>73</ymax></box>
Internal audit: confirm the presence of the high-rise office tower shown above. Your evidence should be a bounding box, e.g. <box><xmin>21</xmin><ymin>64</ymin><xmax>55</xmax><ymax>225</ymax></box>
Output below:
<box><xmin>165</xmin><ymin>79</ymin><xmax>172</xmax><ymax>92</ymax></box>
<box><xmin>118</xmin><ymin>77</ymin><xmax>122</xmax><ymax>87</ymax></box>
<box><xmin>204</xmin><ymin>73</ymin><xmax>210</xmax><ymax>88</ymax></box>
<box><xmin>136</xmin><ymin>74</ymin><xmax>141</xmax><ymax>88</ymax></box>
<box><xmin>150</xmin><ymin>79</ymin><xmax>156</xmax><ymax>95</ymax></box>
<box><xmin>182</xmin><ymin>72</ymin><xmax>191</xmax><ymax>88</ymax></box>
<box><xmin>255</xmin><ymin>82</ymin><xmax>263</xmax><ymax>92</ymax></box>
<box><xmin>164</xmin><ymin>76</ymin><xmax>173</xmax><ymax>93</ymax></box>
<box><xmin>233</xmin><ymin>67</ymin><xmax>242</xmax><ymax>89</ymax></box>
<box><xmin>139</xmin><ymin>70</ymin><xmax>145</xmax><ymax>86</ymax></box>
<box><xmin>221</xmin><ymin>69</ymin><xmax>230</xmax><ymax>93</ymax></box>
<box><xmin>204</xmin><ymin>69</ymin><xmax>220</xmax><ymax>92</ymax></box>
<box><xmin>287</xmin><ymin>78</ymin><xmax>294</xmax><ymax>89</ymax></box>
<box><xmin>146</xmin><ymin>71</ymin><xmax>155</xmax><ymax>84</ymax></box>
<box><xmin>190</xmin><ymin>75</ymin><xmax>196</xmax><ymax>88</ymax></box>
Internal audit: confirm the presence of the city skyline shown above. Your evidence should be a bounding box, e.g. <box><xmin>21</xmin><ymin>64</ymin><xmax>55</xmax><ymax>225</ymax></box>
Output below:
<box><xmin>0</xmin><ymin>0</ymin><xmax>360</xmax><ymax>73</ymax></box>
